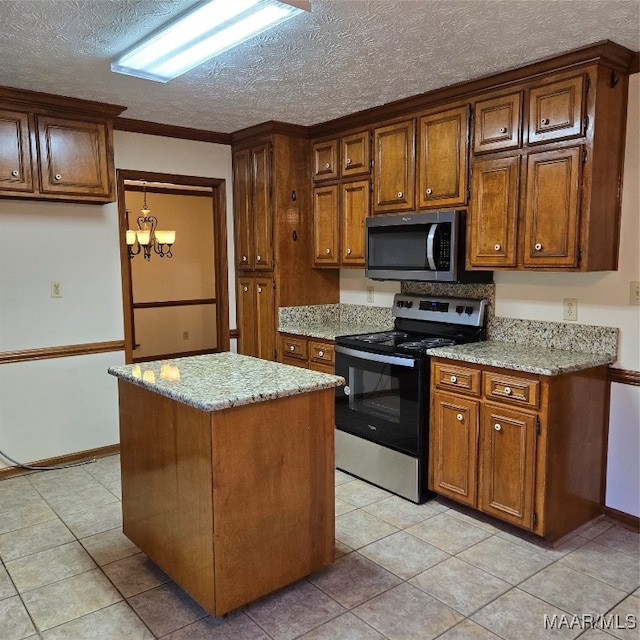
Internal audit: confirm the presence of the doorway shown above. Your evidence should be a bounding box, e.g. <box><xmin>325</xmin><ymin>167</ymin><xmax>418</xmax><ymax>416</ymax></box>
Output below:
<box><xmin>117</xmin><ymin>170</ymin><xmax>230</xmax><ymax>364</ymax></box>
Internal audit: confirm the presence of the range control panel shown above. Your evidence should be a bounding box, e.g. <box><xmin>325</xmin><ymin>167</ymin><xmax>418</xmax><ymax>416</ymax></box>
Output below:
<box><xmin>393</xmin><ymin>294</ymin><xmax>487</xmax><ymax>327</ymax></box>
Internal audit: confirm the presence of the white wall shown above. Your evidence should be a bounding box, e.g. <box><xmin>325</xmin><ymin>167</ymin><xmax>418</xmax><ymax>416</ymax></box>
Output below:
<box><xmin>0</xmin><ymin>132</ymin><xmax>234</xmax><ymax>469</ymax></box>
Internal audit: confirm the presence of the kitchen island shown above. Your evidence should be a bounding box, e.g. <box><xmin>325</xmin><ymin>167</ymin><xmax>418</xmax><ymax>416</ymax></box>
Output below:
<box><xmin>108</xmin><ymin>353</ymin><xmax>344</xmax><ymax>616</ymax></box>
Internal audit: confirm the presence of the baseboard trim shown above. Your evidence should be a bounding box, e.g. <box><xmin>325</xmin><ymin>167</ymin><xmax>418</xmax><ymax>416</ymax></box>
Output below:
<box><xmin>603</xmin><ymin>506</ymin><xmax>640</xmax><ymax>531</ymax></box>
<box><xmin>0</xmin><ymin>444</ymin><xmax>120</xmax><ymax>480</ymax></box>
<box><xmin>0</xmin><ymin>340</ymin><xmax>125</xmax><ymax>365</ymax></box>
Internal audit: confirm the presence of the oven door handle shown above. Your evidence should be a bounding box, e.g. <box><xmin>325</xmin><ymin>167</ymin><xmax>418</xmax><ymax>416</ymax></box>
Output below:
<box><xmin>426</xmin><ymin>223</ymin><xmax>438</xmax><ymax>271</ymax></box>
<box><xmin>335</xmin><ymin>345</ymin><xmax>419</xmax><ymax>368</ymax></box>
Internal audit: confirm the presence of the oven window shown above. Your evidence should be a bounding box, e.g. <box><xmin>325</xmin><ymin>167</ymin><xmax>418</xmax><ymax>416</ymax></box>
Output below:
<box><xmin>351</xmin><ymin>369</ymin><xmax>401</xmax><ymax>423</ymax></box>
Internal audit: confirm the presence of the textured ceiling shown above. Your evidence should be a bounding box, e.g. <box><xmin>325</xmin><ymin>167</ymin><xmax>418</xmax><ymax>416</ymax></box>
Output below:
<box><xmin>0</xmin><ymin>0</ymin><xmax>638</xmax><ymax>134</ymax></box>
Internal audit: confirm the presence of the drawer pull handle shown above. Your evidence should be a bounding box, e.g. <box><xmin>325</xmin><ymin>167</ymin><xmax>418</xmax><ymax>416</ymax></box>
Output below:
<box><xmin>397</xmin><ymin>191</ymin><xmax>404</xmax><ymax>198</ymax></box>
<box><xmin>289</xmin><ymin>345</ymin><xmax>295</xmax><ymax>352</ymax></box>
<box><xmin>456</xmin><ymin>413</ymin><xmax>463</xmax><ymax>422</ymax></box>
<box><xmin>11</xmin><ymin>170</ymin><xmax>19</xmax><ymax>177</ymax></box>
<box><xmin>256</xmin><ymin>255</ymin><xmax>262</xmax><ymax>261</ymax></box>
<box><xmin>54</xmin><ymin>173</ymin><xmax>62</xmax><ymax>181</ymax></box>
<box><xmin>243</xmin><ymin>286</ymin><xmax>248</xmax><ymax>292</ymax></box>
<box><xmin>241</xmin><ymin>255</ymin><xmax>248</xmax><ymax>262</ymax></box>
<box><xmin>346</xmin><ymin>158</ymin><xmax>352</xmax><ymax>166</ymax></box>
<box><xmin>540</xmin><ymin>118</ymin><xmax>550</xmax><ymax>126</ymax></box>
<box><xmin>450</xmin><ymin>375</ymin><xmax>457</xmax><ymax>383</ymax></box>
<box><xmin>325</xmin><ymin>248</ymin><xmax>331</xmax><ymax>254</ymax></box>
<box><xmin>504</xmin><ymin>386</ymin><xmax>512</xmax><ymax>395</ymax></box>
<box><xmin>325</xmin><ymin>162</ymin><xmax>331</xmax><ymax>169</ymax></box>
<box><xmin>426</xmin><ymin>188</ymin><xmax>432</xmax><ymax>195</ymax></box>
<box><xmin>534</xmin><ymin>243</ymin><xmax>542</xmax><ymax>251</ymax></box>
<box><xmin>257</xmin><ymin>286</ymin><xmax>262</xmax><ymax>293</ymax></box>
<box><xmin>499</xmin><ymin>127</ymin><xmax>507</xmax><ymax>133</ymax></box>
<box><xmin>494</xmin><ymin>243</ymin><xmax>501</xmax><ymax>251</ymax></box>
<box><xmin>318</xmin><ymin>350</ymin><xmax>324</xmax><ymax>357</ymax></box>
<box><xmin>494</xmin><ymin>423</ymin><xmax>502</xmax><ymax>431</ymax></box>
<box><xmin>346</xmin><ymin>248</ymin><xmax>352</xmax><ymax>255</ymax></box>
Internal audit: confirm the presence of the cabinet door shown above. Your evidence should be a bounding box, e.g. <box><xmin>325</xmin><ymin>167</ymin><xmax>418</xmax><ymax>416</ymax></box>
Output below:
<box><xmin>233</xmin><ymin>149</ymin><xmax>253</xmax><ymax>271</ymax></box>
<box><xmin>36</xmin><ymin>116</ymin><xmax>111</xmax><ymax>198</ymax></box>
<box><xmin>255</xmin><ymin>277</ymin><xmax>276</xmax><ymax>361</ymax></box>
<box><xmin>341</xmin><ymin>179</ymin><xmax>369</xmax><ymax>266</ymax></box>
<box><xmin>417</xmin><ymin>106</ymin><xmax>469</xmax><ymax>209</ymax></box>
<box><xmin>0</xmin><ymin>109</ymin><xmax>34</xmax><ymax>193</ymax></box>
<box><xmin>473</xmin><ymin>92</ymin><xmax>522</xmax><ymax>154</ymax></box>
<box><xmin>341</xmin><ymin>131</ymin><xmax>370</xmax><ymax>178</ymax></box>
<box><xmin>373</xmin><ymin>120</ymin><xmax>415</xmax><ymax>213</ymax></box>
<box><xmin>251</xmin><ymin>143</ymin><xmax>273</xmax><ymax>270</ymax></box>
<box><xmin>468</xmin><ymin>155</ymin><xmax>519</xmax><ymax>268</ymax></box>
<box><xmin>430</xmin><ymin>392</ymin><xmax>479</xmax><ymax>507</ymax></box>
<box><xmin>523</xmin><ymin>146</ymin><xmax>581</xmax><ymax>268</ymax></box>
<box><xmin>479</xmin><ymin>403</ymin><xmax>536</xmax><ymax>529</ymax></box>
<box><xmin>528</xmin><ymin>75</ymin><xmax>585</xmax><ymax>145</ymax></box>
<box><xmin>312</xmin><ymin>139</ymin><xmax>338</xmax><ymax>181</ymax></box>
<box><xmin>237</xmin><ymin>278</ymin><xmax>257</xmax><ymax>357</ymax></box>
<box><xmin>313</xmin><ymin>185</ymin><xmax>339</xmax><ymax>266</ymax></box>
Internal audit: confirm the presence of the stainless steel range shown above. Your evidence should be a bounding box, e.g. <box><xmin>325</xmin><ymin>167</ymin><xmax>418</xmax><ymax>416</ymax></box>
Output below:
<box><xmin>334</xmin><ymin>294</ymin><xmax>487</xmax><ymax>503</ymax></box>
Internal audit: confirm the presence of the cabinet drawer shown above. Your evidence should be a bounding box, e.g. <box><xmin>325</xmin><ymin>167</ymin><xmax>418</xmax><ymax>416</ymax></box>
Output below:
<box><xmin>433</xmin><ymin>362</ymin><xmax>481</xmax><ymax>396</ymax></box>
<box><xmin>281</xmin><ymin>336</ymin><xmax>308</xmax><ymax>361</ymax></box>
<box><xmin>483</xmin><ymin>372</ymin><xmax>540</xmax><ymax>408</ymax></box>
<box><xmin>309</xmin><ymin>341</ymin><xmax>334</xmax><ymax>366</ymax></box>
<box><xmin>283</xmin><ymin>355</ymin><xmax>309</xmax><ymax>370</ymax></box>
<box><xmin>312</xmin><ymin>139</ymin><xmax>338</xmax><ymax>181</ymax></box>
<box><xmin>473</xmin><ymin>92</ymin><xmax>522</xmax><ymax>154</ymax></box>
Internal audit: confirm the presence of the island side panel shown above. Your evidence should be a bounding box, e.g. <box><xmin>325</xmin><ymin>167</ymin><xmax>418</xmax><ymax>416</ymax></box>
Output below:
<box><xmin>211</xmin><ymin>388</ymin><xmax>335</xmax><ymax>615</ymax></box>
<box><xmin>117</xmin><ymin>380</ymin><xmax>216</xmax><ymax>612</ymax></box>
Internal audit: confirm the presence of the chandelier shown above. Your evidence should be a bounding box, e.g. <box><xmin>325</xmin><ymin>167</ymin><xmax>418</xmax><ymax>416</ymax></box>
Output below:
<box><xmin>126</xmin><ymin>183</ymin><xmax>176</xmax><ymax>260</ymax></box>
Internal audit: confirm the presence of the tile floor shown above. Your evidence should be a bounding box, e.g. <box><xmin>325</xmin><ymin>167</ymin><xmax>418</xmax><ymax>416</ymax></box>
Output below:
<box><xmin>0</xmin><ymin>454</ymin><xmax>638</xmax><ymax>640</ymax></box>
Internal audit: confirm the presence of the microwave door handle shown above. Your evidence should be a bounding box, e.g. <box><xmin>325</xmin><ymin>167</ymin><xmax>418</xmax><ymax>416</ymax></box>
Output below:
<box><xmin>426</xmin><ymin>224</ymin><xmax>438</xmax><ymax>271</ymax></box>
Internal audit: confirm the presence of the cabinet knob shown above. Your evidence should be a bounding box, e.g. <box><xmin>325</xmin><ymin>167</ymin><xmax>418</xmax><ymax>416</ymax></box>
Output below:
<box><xmin>346</xmin><ymin>158</ymin><xmax>352</xmax><ymax>166</ymax></box>
<box><xmin>243</xmin><ymin>286</ymin><xmax>248</xmax><ymax>292</ymax></box>
<box><xmin>318</xmin><ymin>350</ymin><xmax>324</xmax><ymax>357</ymax></box>
<box><xmin>325</xmin><ymin>248</ymin><xmax>331</xmax><ymax>254</ymax></box>
<box><xmin>325</xmin><ymin>162</ymin><xmax>331</xmax><ymax>169</ymax></box>
<box><xmin>450</xmin><ymin>375</ymin><xmax>457</xmax><ymax>383</ymax></box>
<box><xmin>241</xmin><ymin>255</ymin><xmax>248</xmax><ymax>263</ymax></box>
<box><xmin>504</xmin><ymin>386</ymin><xmax>512</xmax><ymax>395</ymax></box>
<box><xmin>534</xmin><ymin>243</ymin><xmax>542</xmax><ymax>251</ymax></box>
<box><xmin>499</xmin><ymin>127</ymin><xmax>507</xmax><ymax>134</ymax></box>
<box><xmin>256</xmin><ymin>255</ymin><xmax>262</xmax><ymax>261</ymax></box>
<box><xmin>11</xmin><ymin>170</ymin><xmax>19</xmax><ymax>177</ymax></box>
<box><xmin>456</xmin><ymin>413</ymin><xmax>463</xmax><ymax>422</ymax></box>
<box><xmin>426</xmin><ymin>188</ymin><xmax>432</xmax><ymax>195</ymax></box>
<box><xmin>397</xmin><ymin>191</ymin><xmax>404</xmax><ymax>199</ymax></box>
<box><xmin>257</xmin><ymin>286</ymin><xmax>262</xmax><ymax>293</ymax></box>
<box><xmin>289</xmin><ymin>345</ymin><xmax>295</xmax><ymax>352</ymax></box>
<box><xmin>494</xmin><ymin>423</ymin><xmax>502</xmax><ymax>431</ymax></box>
<box><xmin>494</xmin><ymin>244</ymin><xmax>501</xmax><ymax>251</ymax></box>
<box><xmin>540</xmin><ymin>118</ymin><xmax>550</xmax><ymax>126</ymax></box>
<box><xmin>54</xmin><ymin>174</ymin><xmax>62</xmax><ymax>181</ymax></box>
<box><xmin>346</xmin><ymin>248</ymin><xmax>352</xmax><ymax>255</ymax></box>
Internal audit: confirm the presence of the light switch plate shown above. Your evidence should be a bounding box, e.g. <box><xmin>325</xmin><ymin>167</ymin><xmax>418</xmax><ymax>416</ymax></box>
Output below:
<box><xmin>50</xmin><ymin>281</ymin><xmax>63</xmax><ymax>298</ymax></box>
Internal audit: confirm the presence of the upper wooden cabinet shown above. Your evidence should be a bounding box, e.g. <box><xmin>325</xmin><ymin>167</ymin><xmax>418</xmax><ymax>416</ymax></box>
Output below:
<box><xmin>372</xmin><ymin>119</ymin><xmax>415</xmax><ymax>213</ymax></box>
<box><xmin>0</xmin><ymin>88</ymin><xmax>123</xmax><ymax>203</ymax></box>
<box><xmin>341</xmin><ymin>179</ymin><xmax>369</xmax><ymax>266</ymax></box>
<box><xmin>417</xmin><ymin>105</ymin><xmax>469</xmax><ymax>209</ymax></box>
<box><xmin>341</xmin><ymin>131</ymin><xmax>371</xmax><ymax>178</ymax></box>
<box><xmin>312</xmin><ymin>139</ymin><xmax>338</xmax><ymax>182</ymax></box>
<box><xmin>312</xmin><ymin>184</ymin><xmax>339</xmax><ymax>266</ymax></box>
<box><xmin>473</xmin><ymin>92</ymin><xmax>522</xmax><ymax>154</ymax></box>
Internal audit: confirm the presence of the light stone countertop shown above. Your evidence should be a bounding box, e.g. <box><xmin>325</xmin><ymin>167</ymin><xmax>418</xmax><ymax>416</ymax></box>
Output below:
<box><xmin>427</xmin><ymin>341</ymin><xmax>615</xmax><ymax>376</ymax></box>
<box><xmin>278</xmin><ymin>320</ymin><xmax>393</xmax><ymax>341</ymax></box>
<box><xmin>108</xmin><ymin>352</ymin><xmax>344</xmax><ymax>412</ymax></box>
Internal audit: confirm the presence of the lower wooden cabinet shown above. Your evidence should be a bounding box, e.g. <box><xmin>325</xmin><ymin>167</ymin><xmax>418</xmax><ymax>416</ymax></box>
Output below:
<box><xmin>279</xmin><ymin>333</ymin><xmax>335</xmax><ymax>373</ymax></box>
<box><xmin>429</xmin><ymin>357</ymin><xmax>609</xmax><ymax>540</ymax></box>
<box><xmin>237</xmin><ymin>276</ymin><xmax>275</xmax><ymax>360</ymax></box>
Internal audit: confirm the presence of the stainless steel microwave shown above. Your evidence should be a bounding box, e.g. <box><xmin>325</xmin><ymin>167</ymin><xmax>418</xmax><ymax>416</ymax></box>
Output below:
<box><xmin>365</xmin><ymin>210</ymin><xmax>492</xmax><ymax>283</ymax></box>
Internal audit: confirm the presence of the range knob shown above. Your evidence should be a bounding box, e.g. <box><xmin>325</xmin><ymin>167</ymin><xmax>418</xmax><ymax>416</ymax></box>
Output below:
<box><xmin>465</xmin><ymin>306</ymin><xmax>474</xmax><ymax>315</ymax></box>
<box><xmin>405</xmin><ymin>301</ymin><xmax>413</xmax><ymax>308</ymax></box>
<box><xmin>455</xmin><ymin>305</ymin><xmax>464</xmax><ymax>314</ymax></box>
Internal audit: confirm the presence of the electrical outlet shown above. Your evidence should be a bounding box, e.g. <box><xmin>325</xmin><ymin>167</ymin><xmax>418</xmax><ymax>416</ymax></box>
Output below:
<box><xmin>182</xmin><ymin>331</ymin><xmax>190</xmax><ymax>340</ymax></box>
<box><xmin>630</xmin><ymin>281</ymin><xmax>640</xmax><ymax>306</ymax></box>
<box><xmin>366</xmin><ymin>286</ymin><xmax>374</xmax><ymax>303</ymax></box>
<box><xmin>563</xmin><ymin>298</ymin><xmax>578</xmax><ymax>321</ymax></box>
<box><xmin>50</xmin><ymin>281</ymin><xmax>63</xmax><ymax>298</ymax></box>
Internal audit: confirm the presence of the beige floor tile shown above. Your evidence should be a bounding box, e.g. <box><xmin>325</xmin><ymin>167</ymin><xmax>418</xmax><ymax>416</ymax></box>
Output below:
<box><xmin>335</xmin><ymin>479</ymin><xmax>391</xmax><ymax>507</ymax></box>
<box><xmin>437</xmin><ymin>619</ymin><xmax>503</xmax><ymax>640</ymax></box>
<box><xmin>298</xmin><ymin>611</ymin><xmax>386</xmax><ymax>639</ymax></box>
<box><xmin>0</xmin><ymin>565</ymin><xmax>17</xmax><ymax>600</ymax></box>
<box><xmin>80</xmin><ymin>527</ymin><xmax>140</xmax><ymax>566</ymax></box>
<box><xmin>361</xmin><ymin>495</ymin><xmax>444</xmax><ymax>528</ymax></box>
<box><xmin>128</xmin><ymin>581</ymin><xmax>208</xmax><ymax>638</ymax></box>
<box><xmin>458</xmin><ymin>535</ymin><xmax>553</xmax><ymax>584</ymax></box>
<box><xmin>308</xmin><ymin>551</ymin><xmax>401</xmax><ymax>608</ymax></box>
<box><xmin>593</xmin><ymin>525</ymin><xmax>640</xmax><ymax>558</ymax></box>
<box><xmin>335</xmin><ymin>470</ymin><xmax>354</xmax><ymax>485</ymax></box>
<box><xmin>0</xmin><ymin>517</ymin><xmax>74</xmax><ymax>563</ymax></box>
<box><xmin>85</xmin><ymin>456</ymin><xmax>121</xmax><ymax>487</ymax></box>
<box><xmin>519</xmin><ymin>562</ymin><xmax>628</xmax><ymax>616</ymax></box>
<box><xmin>353</xmin><ymin>582</ymin><xmax>463</xmax><ymax>640</ymax></box>
<box><xmin>335</xmin><ymin>539</ymin><xmax>352</xmax><ymax>558</ymax></box>
<box><xmin>336</xmin><ymin>497</ymin><xmax>357</xmax><ymax>516</ymax></box>
<box><xmin>335</xmin><ymin>509</ymin><xmax>399</xmax><ymax>550</ymax></box>
<box><xmin>102</xmin><ymin>552</ymin><xmax>170</xmax><ymax>598</ymax></box>
<box><xmin>445</xmin><ymin>507</ymin><xmax>500</xmax><ymax>533</ymax></box>
<box><xmin>497</xmin><ymin>529</ymin><xmax>589</xmax><ymax>560</ymax></box>
<box><xmin>0</xmin><ymin>498</ymin><xmax>58</xmax><ymax>535</ymax></box>
<box><xmin>47</xmin><ymin>486</ymin><xmax>120</xmax><ymax>521</ymax></box>
<box><xmin>359</xmin><ymin>530</ymin><xmax>449</xmax><ymax>579</ymax></box>
<box><xmin>27</xmin><ymin>467</ymin><xmax>98</xmax><ymax>496</ymax></box>
<box><xmin>410</xmin><ymin>556</ymin><xmax>511</xmax><ymax>616</ymax></box>
<box><xmin>406</xmin><ymin>512</ymin><xmax>493</xmax><ymax>554</ymax></box>
<box><xmin>0</xmin><ymin>479</ymin><xmax>43</xmax><ymax>512</ymax></box>
<box><xmin>6</xmin><ymin>540</ymin><xmax>96</xmax><ymax>592</ymax></box>
<box><xmin>472</xmin><ymin>588</ymin><xmax>582</xmax><ymax>640</ymax></box>
<box><xmin>560</xmin><ymin>541</ymin><xmax>640</xmax><ymax>592</ymax></box>
<box><xmin>41</xmin><ymin>601</ymin><xmax>154</xmax><ymax>640</ymax></box>
<box><xmin>605</xmin><ymin>595</ymin><xmax>640</xmax><ymax>640</ymax></box>
<box><xmin>0</xmin><ymin>595</ymin><xmax>37</xmax><ymax>640</ymax></box>
<box><xmin>61</xmin><ymin>501</ymin><xmax>123</xmax><ymax>538</ymax></box>
<box><xmin>245</xmin><ymin>579</ymin><xmax>345</xmax><ymax>640</ymax></box>
<box><xmin>22</xmin><ymin>568</ymin><xmax>122</xmax><ymax>631</ymax></box>
<box><xmin>579</xmin><ymin>631</ymin><xmax>620</xmax><ymax>639</ymax></box>
<box><xmin>163</xmin><ymin>611</ymin><xmax>271</xmax><ymax>640</ymax></box>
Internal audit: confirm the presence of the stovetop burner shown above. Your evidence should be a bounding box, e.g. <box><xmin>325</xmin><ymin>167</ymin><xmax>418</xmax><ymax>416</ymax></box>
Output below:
<box><xmin>398</xmin><ymin>337</ymin><xmax>457</xmax><ymax>351</ymax></box>
<box><xmin>354</xmin><ymin>331</ymin><xmax>408</xmax><ymax>343</ymax></box>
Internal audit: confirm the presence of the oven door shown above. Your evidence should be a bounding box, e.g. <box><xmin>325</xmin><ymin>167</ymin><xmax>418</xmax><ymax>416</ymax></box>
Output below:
<box><xmin>334</xmin><ymin>345</ymin><xmax>425</xmax><ymax>457</ymax></box>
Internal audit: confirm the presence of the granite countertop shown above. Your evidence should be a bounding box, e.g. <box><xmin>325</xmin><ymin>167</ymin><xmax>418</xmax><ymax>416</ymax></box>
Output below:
<box><xmin>427</xmin><ymin>340</ymin><xmax>616</xmax><ymax>376</ymax></box>
<box><xmin>278</xmin><ymin>320</ymin><xmax>392</xmax><ymax>341</ymax></box>
<box><xmin>108</xmin><ymin>352</ymin><xmax>344</xmax><ymax>412</ymax></box>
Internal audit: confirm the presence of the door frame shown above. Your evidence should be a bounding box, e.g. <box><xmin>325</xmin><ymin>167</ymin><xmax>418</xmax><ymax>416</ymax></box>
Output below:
<box><xmin>116</xmin><ymin>169</ymin><xmax>230</xmax><ymax>363</ymax></box>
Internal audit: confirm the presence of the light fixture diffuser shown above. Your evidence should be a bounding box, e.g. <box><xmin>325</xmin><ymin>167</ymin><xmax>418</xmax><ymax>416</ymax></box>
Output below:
<box><xmin>111</xmin><ymin>0</ymin><xmax>310</xmax><ymax>82</ymax></box>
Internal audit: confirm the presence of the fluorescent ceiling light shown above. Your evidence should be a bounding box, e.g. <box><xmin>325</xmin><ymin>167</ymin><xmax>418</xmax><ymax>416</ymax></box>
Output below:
<box><xmin>111</xmin><ymin>0</ymin><xmax>310</xmax><ymax>83</ymax></box>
